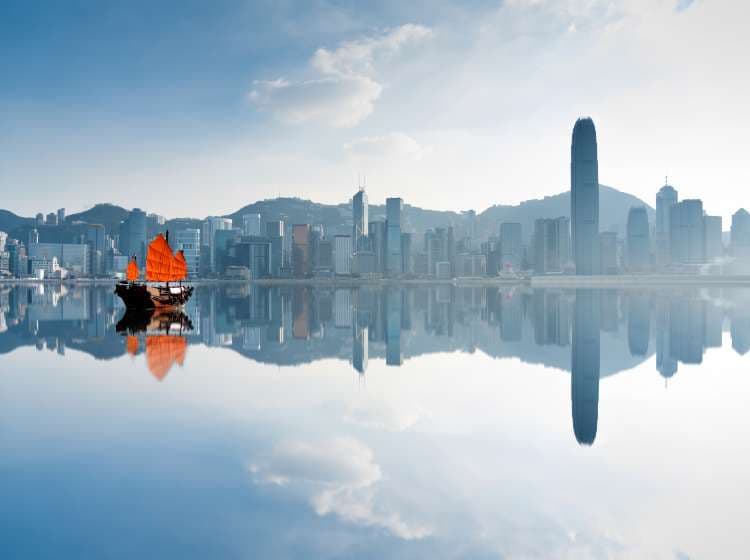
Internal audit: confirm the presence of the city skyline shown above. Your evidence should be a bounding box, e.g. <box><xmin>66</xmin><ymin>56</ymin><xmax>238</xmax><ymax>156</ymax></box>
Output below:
<box><xmin>2</xmin><ymin>1</ymin><xmax>749</xmax><ymax>220</ymax></box>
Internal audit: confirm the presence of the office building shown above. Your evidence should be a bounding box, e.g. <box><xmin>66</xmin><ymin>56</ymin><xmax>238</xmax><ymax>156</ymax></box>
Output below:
<box><xmin>57</xmin><ymin>208</ymin><xmax>66</xmax><ymax>225</ymax></box>
<box><xmin>0</xmin><ymin>231</ymin><xmax>7</xmax><ymax>253</ymax></box>
<box><xmin>46</xmin><ymin>212</ymin><xmax>57</xmax><ymax>226</ymax></box>
<box><xmin>28</xmin><ymin>242</ymin><xmax>89</xmax><ymax>276</ymax></box>
<box><xmin>656</xmin><ymin>183</ymin><xmax>678</xmax><ymax>265</ymax></box>
<box><xmin>626</xmin><ymin>206</ymin><xmax>650</xmax><ymax>271</ymax></box>
<box><xmin>174</xmin><ymin>229</ymin><xmax>201</xmax><ymax>278</ymax></box>
<box><xmin>86</xmin><ymin>224</ymin><xmax>106</xmax><ymax>276</ymax></box>
<box><xmin>369</xmin><ymin>220</ymin><xmax>386</xmax><ymax>273</ymax></box>
<box><xmin>401</xmin><ymin>232</ymin><xmax>413</xmax><ymax>274</ymax></box>
<box><xmin>292</xmin><ymin>224</ymin><xmax>311</xmax><ymax>278</ymax></box>
<box><xmin>352</xmin><ymin>189</ymin><xmax>368</xmax><ymax>252</ymax></box>
<box><xmin>500</xmin><ymin>222</ymin><xmax>523</xmax><ymax>272</ymax></box>
<box><xmin>35</xmin><ymin>213</ymin><xmax>44</xmax><ymax>226</ymax></box>
<box><xmin>534</xmin><ymin>217</ymin><xmax>569</xmax><ymax>274</ymax></box>
<box><xmin>242</xmin><ymin>214</ymin><xmax>262</xmax><ymax>237</ymax></box>
<box><xmin>570</xmin><ymin>117</ymin><xmax>599</xmax><ymax>275</ymax></box>
<box><xmin>599</xmin><ymin>231</ymin><xmax>619</xmax><ymax>274</ymax></box>
<box><xmin>121</xmin><ymin>208</ymin><xmax>148</xmax><ymax>265</ymax></box>
<box><xmin>334</xmin><ymin>235</ymin><xmax>352</xmax><ymax>275</ymax></box>
<box><xmin>731</xmin><ymin>209</ymin><xmax>750</xmax><ymax>260</ymax></box>
<box><xmin>703</xmin><ymin>215</ymin><xmax>723</xmax><ymax>262</ymax></box>
<box><xmin>266</xmin><ymin>220</ymin><xmax>285</xmax><ymax>277</ymax></box>
<box><xmin>669</xmin><ymin>200</ymin><xmax>704</xmax><ymax>264</ymax></box>
<box><xmin>235</xmin><ymin>238</ymin><xmax>272</xmax><ymax>278</ymax></box>
<box><xmin>386</xmin><ymin>197</ymin><xmax>403</xmax><ymax>275</ymax></box>
<box><xmin>201</xmin><ymin>216</ymin><xmax>233</xmax><ymax>273</ymax></box>
<box><xmin>213</xmin><ymin>228</ymin><xmax>241</xmax><ymax>275</ymax></box>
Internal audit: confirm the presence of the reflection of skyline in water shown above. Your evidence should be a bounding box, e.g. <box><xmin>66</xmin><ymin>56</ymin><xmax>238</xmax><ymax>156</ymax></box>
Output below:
<box><xmin>1</xmin><ymin>283</ymin><xmax>750</xmax><ymax>448</ymax></box>
<box><xmin>2</xmin><ymin>284</ymin><xmax>749</xmax><ymax>377</ymax></box>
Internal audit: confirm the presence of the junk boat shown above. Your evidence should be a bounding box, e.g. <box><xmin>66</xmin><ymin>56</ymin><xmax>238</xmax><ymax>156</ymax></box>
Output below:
<box><xmin>115</xmin><ymin>232</ymin><xmax>193</xmax><ymax>310</ymax></box>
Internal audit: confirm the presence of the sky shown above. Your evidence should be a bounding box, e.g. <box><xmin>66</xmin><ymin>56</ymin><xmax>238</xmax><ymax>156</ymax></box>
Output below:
<box><xmin>1</xmin><ymin>0</ymin><xmax>749</xmax><ymax>221</ymax></box>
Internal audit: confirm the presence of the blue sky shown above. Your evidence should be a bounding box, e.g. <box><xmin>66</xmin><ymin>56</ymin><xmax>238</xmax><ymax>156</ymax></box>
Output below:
<box><xmin>1</xmin><ymin>0</ymin><xmax>748</xmax><ymax>221</ymax></box>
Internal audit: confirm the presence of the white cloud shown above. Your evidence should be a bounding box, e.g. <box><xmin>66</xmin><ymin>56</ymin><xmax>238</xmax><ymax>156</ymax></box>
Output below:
<box><xmin>249</xmin><ymin>76</ymin><xmax>382</xmax><ymax>128</ymax></box>
<box><xmin>344</xmin><ymin>132</ymin><xmax>429</xmax><ymax>160</ymax></box>
<box><xmin>248</xmin><ymin>24</ymin><xmax>432</xmax><ymax>128</ymax></box>
<box><xmin>249</xmin><ymin>437</ymin><xmax>432</xmax><ymax>540</ymax></box>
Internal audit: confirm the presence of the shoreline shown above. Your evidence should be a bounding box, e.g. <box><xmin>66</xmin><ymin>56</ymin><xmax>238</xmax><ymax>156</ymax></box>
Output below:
<box><xmin>3</xmin><ymin>274</ymin><xmax>750</xmax><ymax>288</ymax></box>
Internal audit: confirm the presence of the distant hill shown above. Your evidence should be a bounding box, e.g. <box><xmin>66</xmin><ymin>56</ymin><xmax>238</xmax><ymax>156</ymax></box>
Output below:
<box><xmin>0</xmin><ymin>185</ymin><xmax>653</xmax><ymax>242</ymax></box>
<box><xmin>0</xmin><ymin>210</ymin><xmax>33</xmax><ymax>234</ymax></box>
<box><xmin>66</xmin><ymin>204</ymin><xmax>129</xmax><ymax>234</ymax></box>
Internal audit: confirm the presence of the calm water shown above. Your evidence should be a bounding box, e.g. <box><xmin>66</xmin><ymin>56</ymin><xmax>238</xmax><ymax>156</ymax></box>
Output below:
<box><xmin>1</xmin><ymin>284</ymin><xmax>749</xmax><ymax>559</ymax></box>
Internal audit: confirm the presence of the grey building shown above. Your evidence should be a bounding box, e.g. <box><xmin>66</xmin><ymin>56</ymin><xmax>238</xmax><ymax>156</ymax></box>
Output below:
<box><xmin>599</xmin><ymin>231</ymin><xmax>619</xmax><ymax>274</ymax></box>
<box><xmin>369</xmin><ymin>220</ymin><xmax>386</xmax><ymax>273</ymax></box>
<box><xmin>386</xmin><ymin>198</ymin><xmax>403</xmax><ymax>275</ymax></box>
<box><xmin>266</xmin><ymin>220</ymin><xmax>285</xmax><ymax>277</ymax></box>
<box><xmin>121</xmin><ymin>208</ymin><xmax>148</xmax><ymax>265</ymax></box>
<box><xmin>352</xmin><ymin>189</ymin><xmax>368</xmax><ymax>252</ymax></box>
<box><xmin>626</xmin><ymin>206</ymin><xmax>650</xmax><ymax>271</ymax></box>
<box><xmin>174</xmin><ymin>229</ymin><xmax>200</xmax><ymax>278</ymax></box>
<box><xmin>669</xmin><ymin>200</ymin><xmax>704</xmax><ymax>264</ymax></box>
<box><xmin>534</xmin><ymin>217</ymin><xmax>569</xmax><ymax>274</ymax></box>
<box><xmin>656</xmin><ymin>183</ymin><xmax>678</xmax><ymax>265</ymax></box>
<box><xmin>731</xmin><ymin>209</ymin><xmax>750</xmax><ymax>260</ymax></box>
<box><xmin>571</xmin><ymin>117</ymin><xmax>599</xmax><ymax>275</ymax></box>
<box><xmin>703</xmin><ymin>215</ymin><xmax>723</xmax><ymax>262</ymax></box>
<box><xmin>499</xmin><ymin>222</ymin><xmax>523</xmax><ymax>272</ymax></box>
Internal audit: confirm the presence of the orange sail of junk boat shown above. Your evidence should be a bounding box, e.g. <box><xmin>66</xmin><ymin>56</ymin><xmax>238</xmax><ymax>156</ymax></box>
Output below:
<box><xmin>115</xmin><ymin>231</ymin><xmax>194</xmax><ymax>310</ymax></box>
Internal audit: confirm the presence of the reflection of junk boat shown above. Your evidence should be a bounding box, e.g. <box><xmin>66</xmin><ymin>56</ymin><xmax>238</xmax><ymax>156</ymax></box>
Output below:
<box><xmin>117</xmin><ymin>307</ymin><xmax>193</xmax><ymax>381</ymax></box>
<box><xmin>115</xmin><ymin>232</ymin><xmax>194</xmax><ymax>309</ymax></box>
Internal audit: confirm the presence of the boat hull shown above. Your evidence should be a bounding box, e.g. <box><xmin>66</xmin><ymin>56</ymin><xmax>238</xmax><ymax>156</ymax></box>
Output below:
<box><xmin>115</xmin><ymin>282</ymin><xmax>193</xmax><ymax>310</ymax></box>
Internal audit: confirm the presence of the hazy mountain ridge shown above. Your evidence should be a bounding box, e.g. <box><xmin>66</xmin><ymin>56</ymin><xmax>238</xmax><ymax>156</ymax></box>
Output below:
<box><xmin>0</xmin><ymin>186</ymin><xmax>654</xmax><ymax>241</ymax></box>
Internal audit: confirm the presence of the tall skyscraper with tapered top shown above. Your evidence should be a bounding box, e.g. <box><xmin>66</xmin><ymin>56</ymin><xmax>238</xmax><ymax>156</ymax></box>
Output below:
<box><xmin>352</xmin><ymin>188</ymin><xmax>368</xmax><ymax>252</ymax></box>
<box><xmin>570</xmin><ymin>117</ymin><xmax>599</xmax><ymax>275</ymax></box>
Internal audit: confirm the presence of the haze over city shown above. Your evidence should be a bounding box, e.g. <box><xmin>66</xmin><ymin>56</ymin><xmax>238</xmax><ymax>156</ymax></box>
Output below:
<box><xmin>2</xmin><ymin>0</ymin><xmax>748</xmax><ymax>220</ymax></box>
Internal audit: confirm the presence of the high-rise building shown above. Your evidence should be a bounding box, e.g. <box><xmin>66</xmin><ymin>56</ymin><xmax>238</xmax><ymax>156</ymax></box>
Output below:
<box><xmin>656</xmin><ymin>183</ymin><xmax>678</xmax><ymax>265</ymax></box>
<box><xmin>28</xmin><ymin>228</ymin><xmax>39</xmax><ymax>246</ymax></box>
<box><xmin>266</xmin><ymin>220</ymin><xmax>285</xmax><ymax>276</ymax></box>
<box><xmin>28</xmin><ymin>243</ymin><xmax>89</xmax><ymax>276</ymax></box>
<box><xmin>626</xmin><ymin>206</ymin><xmax>650</xmax><ymax>271</ymax></box>
<box><xmin>35</xmin><ymin>213</ymin><xmax>44</xmax><ymax>226</ymax></box>
<box><xmin>174</xmin><ymin>229</ymin><xmax>201</xmax><ymax>278</ymax></box>
<box><xmin>57</xmin><ymin>208</ymin><xmax>66</xmax><ymax>225</ymax></box>
<box><xmin>46</xmin><ymin>212</ymin><xmax>57</xmax><ymax>226</ymax></box>
<box><xmin>201</xmin><ymin>216</ymin><xmax>233</xmax><ymax>273</ymax></box>
<box><xmin>703</xmin><ymin>215</ymin><xmax>723</xmax><ymax>262</ymax></box>
<box><xmin>731</xmin><ymin>209</ymin><xmax>750</xmax><ymax>260</ymax></box>
<box><xmin>369</xmin><ymin>221</ymin><xmax>386</xmax><ymax>273</ymax></box>
<box><xmin>669</xmin><ymin>200</ymin><xmax>704</xmax><ymax>264</ymax></box>
<box><xmin>334</xmin><ymin>235</ymin><xmax>352</xmax><ymax>275</ymax></box>
<box><xmin>86</xmin><ymin>224</ymin><xmax>106</xmax><ymax>276</ymax></box>
<box><xmin>386</xmin><ymin>198</ymin><xmax>403</xmax><ymax>275</ymax></box>
<box><xmin>292</xmin><ymin>224</ymin><xmax>311</xmax><ymax>278</ymax></box>
<box><xmin>352</xmin><ymin>189</ymin><xmax>368</xmax><ymax>252</ymax></box>
<box><xmin>242</xmin><ymin>213</ymin><xmax>262</xmax><ymax>237</ymax></box>
<box><xmin>599</xmin><ymin>231</ymin><xmax>619</xmax><ymax>274</ymax></box>
<box><xmin>0</xmin><ymin>231</ymin><xmax>7</xmax><ymax>253</ymax></box>
<box><xmin>499</xmin><ymin>222</ymin><xmax>523</xmax><ymax>272</ymax></box>
<box><xmin>534</xmin><ymin>217</ymin><xmax>569</xmax><ymax>274</ymax></box>
<box><xmin>570</xmin><ymin>117</ymin><xmax>599</xmax><ymax>275</ymax></box>
<box><xmin>121</xmin><ymin>208</ymin><xmax>148</xmax><ymax>265</ymax></box>
<box><xmin>400</xmin><ymin>232</ymin><xmax>413</xmax><ymax>274</ymax></box>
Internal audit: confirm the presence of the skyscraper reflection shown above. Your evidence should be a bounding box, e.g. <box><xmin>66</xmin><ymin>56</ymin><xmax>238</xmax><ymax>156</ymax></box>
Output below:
<box><xmin>571</xmin><ymin>289</ymin><xmax>600</xmax><ymax>445</ymax></box>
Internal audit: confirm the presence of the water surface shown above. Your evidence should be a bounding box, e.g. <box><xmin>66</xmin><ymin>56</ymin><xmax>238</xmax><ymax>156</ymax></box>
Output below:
<box><xmin>1</xmin><ymin>284</ymin><xmax>749</xmax><ymax>559</ymax></box>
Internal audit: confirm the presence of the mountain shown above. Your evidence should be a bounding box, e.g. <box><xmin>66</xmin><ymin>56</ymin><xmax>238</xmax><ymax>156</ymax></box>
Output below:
<box><xmin>0</xmin><ymin>210</ymin><xmax>33</xmax><ymax>234</ymax></box>
<box><xmin>0</xmin><ymin>185</ymin><xmax>653</xmax><ymax>242</ymax></box>
<box><xmin>477</xmin><ymin>185</ymin><xmax>655</xmax><ymax>241</ymax></box>
<box><xmin>66</xmin><ymin>204</ymin><xmax>129</xmax><ymax>234</ymax></box>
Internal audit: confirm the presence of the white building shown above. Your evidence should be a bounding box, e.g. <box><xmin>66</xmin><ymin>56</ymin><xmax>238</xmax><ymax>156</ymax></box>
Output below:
<box><xmin>334</xmin><ymin>235</ymin><xmax>352</xmax><ymax>275</ymax></box>
<box><xmin>175</xmin><ymin>229</ymin><xmax>201</xmax><ymax>278</ymax></box>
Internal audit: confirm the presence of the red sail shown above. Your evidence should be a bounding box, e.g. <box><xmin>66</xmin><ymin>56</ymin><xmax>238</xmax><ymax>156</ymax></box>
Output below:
<box><xmin>146</xmin><ymin>335</ymin><xmax>187</xmax><ymax>380</ymax></box>
<box><xmin>172</xmin><ymin>249</ymin><xmax>188</xmax><ymax>281</ymax></box>
<box><xmin>126</xmin><ymin>258</ymin><xmax>139</xmax><ymax>281</ymax></box>
<box><xmin>146</xmin><ymin>234</ymin><xmax>176</xmax><ymax>282</ymax></box>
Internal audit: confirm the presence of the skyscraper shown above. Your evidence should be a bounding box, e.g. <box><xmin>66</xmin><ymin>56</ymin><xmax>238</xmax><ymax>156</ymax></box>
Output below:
<box><xmin>352</xmin><ymin>189</ymin><xmax>368</xmax><ymax>252</ymax></box>
<box><xmin>703</xmin><ymin>215</ymin><xmax>723</xmax><ymax>262</ymax></box>
<box><xmin>266</xmin><ymin>220</ymin><xmax>285</xmax><ymax>277</ymax></box>
<box><xmin>570</xmin><ymin>117</ymin><xmax>599</xmax><ymax>275</ymax></box>
<box><xmin>121</xmin><ymin>208</ymin><xmax>148</xmax><ymax>265</ymax></box>
<box><xmin>499</xmin><ymin>222</ymin><xmax>522</xmax><ymax>272</ymax></box>
<box><xmin>656</xmin><ymin>183</ymin><xmax>678</xmax><ymax>265</ymax></box>
<box><xmin>669</xmin><ymin>200</ymin><xmax>704</xmax><ymax>264</ymax></box>
<box><xmin>201</xmin><ymin>216</ymin><xmax>233</xmax><ymax>273</ymax></box>
<box><xmin>626</xmin><ymin>206</ymin><xmax>651</xmax><ymax>271</ymax></box>
<box><xmin>731</xmin><ymin>209</ymin><xmax>750</xmax><ymax>260</ymax></box>
<box><xmin>292</xmin><ymin>224</ymin><xmax>311</xmax><ymax>277</ymax></box>
<box><xmin>386</xmin><ymin>198</ymin><xmax>403</xmax><ymax>275</ymax></box>
<box><xmin>534</xmin><ymin>217</ymin><xmax>569</xmax><ymax>274</ymax></box>
<box><xmin>175</xmin><ymin>229</ymin><xmax>201</xmax><ymax>278</ymax></box>
<box><xmin>242</xmin><ymin>213</ymin><xmax>262</xmax><ymax>237</ymax></box>
<box><xmin>369</xmin><ymin>220</ymin><xmax>386</xmax><ymax>273</ymax></box>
